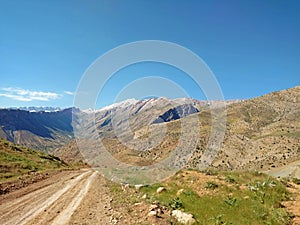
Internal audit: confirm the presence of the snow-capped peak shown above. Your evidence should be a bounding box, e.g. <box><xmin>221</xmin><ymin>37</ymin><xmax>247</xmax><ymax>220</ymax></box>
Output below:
<box><xmin>97</xmin><ymin>98</ymin><xmax>138</xmax><ymax>112</ymax></box>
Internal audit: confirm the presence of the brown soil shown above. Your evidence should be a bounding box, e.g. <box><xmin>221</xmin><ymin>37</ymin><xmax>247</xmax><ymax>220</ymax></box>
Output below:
<box><xmin>0</xmin><ymin>170</ymin><xmax>66</xmax><ymax>195</ymax></box>
<box><xmin>284</xmin><ymin>183</ymin><xmax>300</xmax><ymax>225</ymax></box>
<box><xmin>0</xmin><ymin>169</ymin><xmax>114</xmax><ymax>225</ymax></box>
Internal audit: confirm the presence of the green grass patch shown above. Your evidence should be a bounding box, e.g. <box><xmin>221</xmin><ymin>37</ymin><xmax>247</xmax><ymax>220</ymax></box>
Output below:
<box><xmin>138</xmin><ymin>170</ymin><xmax>292</xmax><ymax>225</ymax></box>
<box><xmin>0</xmin><ymin>139</ymin><xmax>68</xmax><ymax>182</ymax></box>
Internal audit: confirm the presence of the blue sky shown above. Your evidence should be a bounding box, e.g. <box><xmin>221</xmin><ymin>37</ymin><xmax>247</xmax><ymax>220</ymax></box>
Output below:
<box><xmin>0</xmin><ymin>0</ymin><xmax>299</xmax><ymax>108</ymax></box>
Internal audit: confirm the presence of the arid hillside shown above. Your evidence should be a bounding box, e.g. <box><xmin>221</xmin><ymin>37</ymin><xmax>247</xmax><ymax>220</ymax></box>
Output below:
<box><xmin>56</xmin><ymin>86</ymin><xmax>300</xmax><ymax>178</ymax></box>
<box><xmin>210</xmin><ymin>86</ymin><xmax>299</xmax><ymax>172</ymax></box>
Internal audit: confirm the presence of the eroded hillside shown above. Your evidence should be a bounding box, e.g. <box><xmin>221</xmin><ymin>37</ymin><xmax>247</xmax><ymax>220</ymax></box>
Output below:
<box><xmin>59</xmin><ymin>86</ymin><xmax>300</xmax><ymax>176</ymax></box>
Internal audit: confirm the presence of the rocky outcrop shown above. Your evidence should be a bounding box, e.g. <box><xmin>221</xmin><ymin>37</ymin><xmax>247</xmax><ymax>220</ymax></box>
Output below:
<box><xmin>153</xmin><ymin>104</ymin><xmax>199</xmax><ymax>124</ymax></box>
<box><xmin>171</xmin><ymin>210</ymin><xmax>196</xmax><ymax>224</ymax></box>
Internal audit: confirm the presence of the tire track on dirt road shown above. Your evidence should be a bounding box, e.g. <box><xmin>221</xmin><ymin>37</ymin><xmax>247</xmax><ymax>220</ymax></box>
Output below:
<box><xmin>0</xmin><ymin>169</ymin><xmax>112</xmax><ymax>225</ymax></box>
<box><xmin>0</xmin><ymin>170</ymin><xmax>87</xmax><ymax>222</ymax></box>
<box><xmin>51</xmin><ymin>171</ymin><xmax>98</xmax><ymax>225</ymax></box>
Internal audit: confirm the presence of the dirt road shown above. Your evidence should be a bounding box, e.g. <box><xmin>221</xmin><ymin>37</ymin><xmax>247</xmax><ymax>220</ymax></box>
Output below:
<box><xmin>0</xmin><ymin>169</ymin><xmax>114</xmax><ymax>225</ymax></box>
<box><xmin>266</xmin><ymin>159</ymin><xmax>300</xmax><ymax>179</ymax></box>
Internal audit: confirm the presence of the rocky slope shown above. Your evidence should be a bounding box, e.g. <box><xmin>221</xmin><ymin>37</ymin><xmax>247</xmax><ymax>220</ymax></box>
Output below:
<box><xmin>153</xmin><ymin>104</ymin><xmax>199</xmax><ymax>123</ymax></box>
<box><xmin>210</xmin><ymin>86</ymin><xmax>300</xmax><ymax>172</ymax></box>
<box><xmin>61</xmin><ymin>86</ymin><xmax>300</xmax><ymax>177</ymax></box>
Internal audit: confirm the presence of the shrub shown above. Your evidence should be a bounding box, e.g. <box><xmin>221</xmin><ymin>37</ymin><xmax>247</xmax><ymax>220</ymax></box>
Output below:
<box><xmin>225</xmin><ymin>176</ymin><xmax>236</xmax><ymax>183</ymax></box>
<box><xmin>205</xmin><ymin>181</ymin><xmax>219</xmax><ymax>189</ymax></box>
<box><xmin>224</xmin><ymin>196</ymin><xmax>237</xmax><ymax>207</ymax></box>
<box><xmin>169</xmin><ymin>197</ymin><xmax>183</xmax><ymax>210</ymax></box>
<box><xmin>292</xmin><ymin>178</ymin><xmax>300</xmax><ymax>185</ymax></box>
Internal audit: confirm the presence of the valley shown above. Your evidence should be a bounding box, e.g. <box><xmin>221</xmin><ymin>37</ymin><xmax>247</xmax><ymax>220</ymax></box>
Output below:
<box><xmin>0</xmin><ymin>86</ymin><xmax>299</xmax><ymax>224</ymax></box>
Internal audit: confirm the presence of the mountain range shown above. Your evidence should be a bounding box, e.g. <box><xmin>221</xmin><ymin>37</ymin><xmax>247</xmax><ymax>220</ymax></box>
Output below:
<box><xmin>5</xmin><ymin>106</ymin><xmax>62</xmax><ymax>112</ymax></box>
<box><xmin>0</xmin><ymin>108</ymin><xmax>74</xmax><ymax>151</ymax></box>
<box><xmin>0</xmin><ymin>97</ymin><xmax>233</xmax><ymax>151</ymax></box>
<box><xmin>0</xmin><ymin>87</ymin><xmax>299</xmax><ymax>176</ymax></box>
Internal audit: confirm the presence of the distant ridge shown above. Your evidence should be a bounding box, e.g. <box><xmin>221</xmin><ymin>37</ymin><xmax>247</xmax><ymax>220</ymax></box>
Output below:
<box><xmin>7</xmin><ymin>106</ymin><xmax>62</xmax><ymax>112</ymax></box>
<box><xmin>0</xmin><ymin>108</ymin><xmax>74</xmax><ymax>152</ymax></box>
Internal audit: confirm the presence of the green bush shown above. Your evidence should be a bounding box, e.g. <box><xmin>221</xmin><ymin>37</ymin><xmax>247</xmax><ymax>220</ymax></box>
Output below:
<box><xmin>225</xmin><ymin>176</ymin><xmax>236</xmax><ymax>183</ymax></box>
<box><xmin>224</xmin><ymin>196</ymin><xmax>237</xmax><ymax>207</ymax></box>
<box><xmin>205</xmin><ymin>181</ymin><xmax>219</xmax><ymax>189</ymax></box>
<box><xmin>169</xmin><ymin>197</ymin><xmax>183</xmax><ymax>210</ymax></box>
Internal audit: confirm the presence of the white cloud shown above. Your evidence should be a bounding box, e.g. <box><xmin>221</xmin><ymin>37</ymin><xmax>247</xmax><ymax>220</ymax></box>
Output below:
<box><xmin>0</xmin><ymin>87</ymin><xmax>61</xmax><ymax>102</ymax></box>
<box><xmin>64</xmin><ymin>91</ymin><xmax>74</xmax><ymax>96</ymax></box>
<box><xmin>0</xmin><ymin>93</ymin><xmax>32</xmax><ymax>101</ymax></box>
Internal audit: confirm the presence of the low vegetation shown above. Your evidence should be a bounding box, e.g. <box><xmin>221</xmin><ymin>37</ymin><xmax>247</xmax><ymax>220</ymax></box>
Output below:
<box><xmin>108</xmin><ymin>169</ymin><xmax>294</xmax><ymax>225</ymax></box>
<box><xmin>0</xmin><ymin>138</ymin><xmax>68</xmax><ymax>182</ymax></box>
